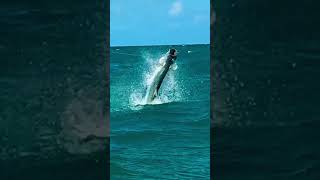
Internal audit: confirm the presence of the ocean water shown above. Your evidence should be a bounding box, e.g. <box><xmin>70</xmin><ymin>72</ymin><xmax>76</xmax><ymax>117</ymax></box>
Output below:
<box><xmin>110</xmin><ymin>45</ymin><xmax>210</xmax><ymax>179</ymax></box>
<box><xmin>212</xmin><ymin>0</ymin><xmax>320</xmax><ymax>179</ymax></box>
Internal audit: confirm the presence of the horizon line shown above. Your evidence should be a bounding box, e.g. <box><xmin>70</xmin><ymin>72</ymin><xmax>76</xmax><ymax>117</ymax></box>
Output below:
<box><xmin>110</xmin><ymin>43</ymin><xmax>210</xmax><ymax>48</ymax></box>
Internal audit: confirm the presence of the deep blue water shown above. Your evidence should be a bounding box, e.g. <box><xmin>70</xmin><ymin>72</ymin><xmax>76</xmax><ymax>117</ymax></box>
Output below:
<box><xmin>110</xmin><ymin>45</ymin><xmax>210</xmax><ymax>179</ymax></box>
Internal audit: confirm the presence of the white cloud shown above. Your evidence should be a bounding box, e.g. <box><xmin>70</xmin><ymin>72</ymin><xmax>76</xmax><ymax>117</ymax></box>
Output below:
<box><xmin>168</xmin><ymin>1</ymin><xmax>183</xmax><ymax>16</ymax></box>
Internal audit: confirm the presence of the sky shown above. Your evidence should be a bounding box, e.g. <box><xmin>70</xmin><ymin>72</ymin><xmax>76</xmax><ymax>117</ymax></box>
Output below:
<box><xmin>110</xmin><ymin>0</ymin><xmax>210</xmax><ymax>46</ymax></box>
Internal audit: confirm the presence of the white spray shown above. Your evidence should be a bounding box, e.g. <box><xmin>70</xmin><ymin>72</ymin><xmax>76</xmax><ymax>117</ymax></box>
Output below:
<box><xmin>129</xmin><ymin>52</ymin><xmax>179</xmax><ymax>107</ymax></box>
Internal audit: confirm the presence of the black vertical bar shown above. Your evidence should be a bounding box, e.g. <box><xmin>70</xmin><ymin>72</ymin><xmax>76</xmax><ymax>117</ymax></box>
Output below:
<box><xmin>0</xmin><ymin>0</ymin><xmax>110</xmax><ymax>179</ymax></box>
<box><xmin>210</xmin><ymin>0</ymin><xmax>215</xmax><ymax>179</ymax></box>
<box><xmin>212</xmin><ymin>0</ymin><xmax>320</xmax><ymax>179</ymax></box>
<box><xmin>106</xmin><ymin>0</ymin><xmax>110</xmax><ymax>178</ymax></box>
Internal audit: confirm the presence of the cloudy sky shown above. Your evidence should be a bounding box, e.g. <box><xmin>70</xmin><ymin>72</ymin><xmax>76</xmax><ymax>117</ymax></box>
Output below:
<box><xmin>110</xmin><ymin>0</ymin><xmax>210</xmax><ymax>46</ymax></box>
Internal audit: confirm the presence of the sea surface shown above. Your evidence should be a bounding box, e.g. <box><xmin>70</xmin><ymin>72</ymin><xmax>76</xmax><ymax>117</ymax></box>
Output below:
<box><xmin>110</xmin><ymin>45</ymin><xmax>210</xmax><ymax>179</ymax></box>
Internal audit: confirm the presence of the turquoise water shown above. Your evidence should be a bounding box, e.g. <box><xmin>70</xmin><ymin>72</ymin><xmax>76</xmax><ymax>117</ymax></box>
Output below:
<box><xmin>110</xmin><ymin>44</ymin><xmax>210</xmax><ymax>179</ymax></box>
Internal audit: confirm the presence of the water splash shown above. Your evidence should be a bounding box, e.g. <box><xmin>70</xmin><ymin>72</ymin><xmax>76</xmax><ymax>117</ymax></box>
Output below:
<box><xmin>129</xmin><ymin>52</ymin><xmax>182</xmax><ymax>109</ymax></box>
